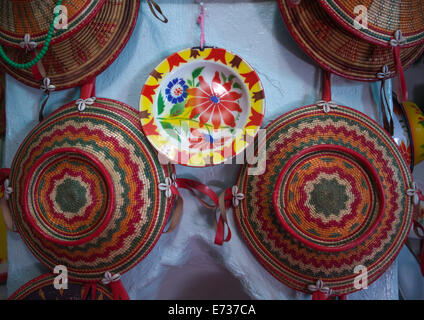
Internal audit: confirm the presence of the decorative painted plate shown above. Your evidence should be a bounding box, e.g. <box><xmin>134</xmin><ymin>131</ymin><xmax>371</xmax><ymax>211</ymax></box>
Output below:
<box><xmin>140</xmin><ymin>47</ymin><xmax>265</xmax><ymax>167</ymax></box>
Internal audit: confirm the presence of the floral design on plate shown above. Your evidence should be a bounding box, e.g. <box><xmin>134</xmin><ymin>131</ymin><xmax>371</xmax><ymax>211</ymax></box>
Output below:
<box><xmin>392</xmin><ymin>98</ymin><xmax>413</xmax><ymax>168</ymax></box>
<box><xmin>187</xmin><ymin>71</ymin><xmax>242</xmax><ymax>129</ymax></box>
<box><xmin>140</xmin><ymin>47</ymin><xmax>265</xmax><ymax>166</ymax></box>
<box><xmin>165</xmin><ymin>78</ymin><xmax>188</xmax><ymax>104</ymax></box>
<box><xmin>392</xmin><ymin>97</ymin><xmax>424</xmax><ymax>170</ymax></box>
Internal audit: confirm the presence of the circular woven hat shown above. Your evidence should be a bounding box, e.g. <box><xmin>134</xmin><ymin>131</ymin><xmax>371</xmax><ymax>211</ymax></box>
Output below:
<box><xmin>9</xmin><ymin>273</ymin><xmax>113</xmax><ymax>300</ymax></box>
<box><xmin>272</xmin><ymin>144</ymin><xmax>386</xmax><ymax>252</ymax></box>
<box><xmin>318</xmin><ymin>0</ymin><xmax>424</xmax><ymax>48</ymax></box>
<box><xmin>234</xmin><ymin>103</ymin><xmax>414</xmax><ymax>296</ymax></box>
<box><xmin>0</xmin><ymin>0</ymin><xmax>106</xmax><ymax>48</ymax></box>
<box><xmin>8</xmin><ymin>98</ymin><xmax>175</xmax><ymax>281</ymax></box>
<box><xmin>0</xmin><ymin>0</ymin><xmax>140</xmax><ymax>90</ymax></box>
<box><xmin>278</xmin><ymin>0</ymin><xmax>424</xmax><ymax>81</ymax></box>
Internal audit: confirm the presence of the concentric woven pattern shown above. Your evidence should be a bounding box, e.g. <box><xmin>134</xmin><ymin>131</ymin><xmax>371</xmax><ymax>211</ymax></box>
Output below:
<box><xmin>0</xmin><ymin>0</ymin><xmax>106</xmax><ymax>47</ymax></box>
<box><xmin>0</xmin><ymin>0</ymin><xmax>140</xmax><ymax>90</ymax></box>
<box><xmin>8</xmin><ymin>98</ymin><xmax>175</xmax><ymax>281</ymax></box>
<box><xmin>274</xmin><ymin>147</ymin><xmax>380</xmax><ymax>250</ymax></box>
<box><xmin>278</xmin><ymin>0</ymin><xmax>424</xmax><ymax>81</ymax></box>
<box><xmin>9</xmin><ymin>273</ymin><xmax>113</xmax><ymax>300</ymax></box>
<box><xmin>319</xmin><ymin>0</ymin><xmax>424</xmax><ymax>47</ymax></box>
<box><xmin>26</xmin><ymin>149</ymin><xmax>113</xmax><ymax>244</ymax></box>
<box><xmin>234</xmin><ymin>104</ymin><xmax>414</xmax><ymax>295</ymax></box>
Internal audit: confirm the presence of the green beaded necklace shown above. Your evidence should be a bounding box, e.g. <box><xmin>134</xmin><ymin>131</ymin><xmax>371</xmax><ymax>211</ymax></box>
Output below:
<box><xmin>0</xmin><ymin>0</ymin><xmax>63</xmax><ymax>69</ymax></box>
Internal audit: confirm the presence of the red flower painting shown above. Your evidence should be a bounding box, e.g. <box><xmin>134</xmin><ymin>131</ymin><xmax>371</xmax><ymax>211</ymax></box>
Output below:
<box><xmin>186</xmin><ymin>71</ymin><xmax>242</xmax><ymax>130</ymax></box>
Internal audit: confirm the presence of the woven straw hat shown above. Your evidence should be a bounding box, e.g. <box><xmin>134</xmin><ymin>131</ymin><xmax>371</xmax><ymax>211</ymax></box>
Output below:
<box><xmin>0</xmin><ymin>0</ymin><xmax>140</xmax><ymax>90</ymax></box>
<box><xmin>9</xmin><ymin>273</ymin><xmax>114</xmax><ymax>300</ymax></box>
<box><xmin>233</xmin><ymin>103</ymin><xmax>414</xmax><ymax>296</ymax></box>
<box><xmin>6</xmin><ymin>98</ymin><xmax>176</xmax><ymax>281</ymax></box>
<box><xmin>318</xmin><ymin>0</ymin><xmax>424</xmax><ymax>48</ymax></box>
<box><xmin>0</xmin><ymin>0</ymin><xmax>106</xmax><ymax>48</ymax></box>
<box><xmin>278</xmin><ymin>0</ymin><xmax>424</xmax><ymax>81</ymax></box>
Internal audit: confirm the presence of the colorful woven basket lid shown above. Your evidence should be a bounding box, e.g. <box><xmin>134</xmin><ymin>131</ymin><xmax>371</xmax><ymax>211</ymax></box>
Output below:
<box><xmin>234</xmin><ymin>103</ymin><xmax>414</xmax><ymax>296</ymax></box>
<box><xmin>0</xmin><ymin>0</ymin><xmax>140</xmax><ymax>90</ymax></box>
<box><xmin>9</xmin><ymin>273</ymin><xmax>113</xmax><ymax>300</ymax></box>
<box><xmin>272</xmin><ymin>144</ymin><xmax>386</xmax><ymax>252</ymax></box>
<box><xmin>278</xmin><ymin>0</ymin><xmax>424</xmax><ymax>81</ymax></box>
<box><xmin>318</xmin><ymin>0</ymin><xmax>424</xmax><ymax>48</ymax></box>
<box><xmin>7</xmin><ymin>98</ymin><xmax>175</xmax><ymax>281</ymax></box>
<box><xmin>140</xmin><ymin>47</ymin><xmax>265</xmax><ymax>167</ymax></box>
<box><xmin>0</xmin><ymin>0</ymin><xmax>106</xmax><ymax>48</ymax></box>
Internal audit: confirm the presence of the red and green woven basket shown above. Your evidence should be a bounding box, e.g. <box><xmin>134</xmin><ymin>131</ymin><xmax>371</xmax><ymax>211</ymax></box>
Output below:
<box><xmin>234</xmin><ymin>103</ymin><xmax>414</xmax><ymax>296</ymax></box>
<box><xmin>0</xmin><ymin>0</ymin><xmax>140</xmax><ymax>90</ymax></box>
<box><xmin>8</xmin><ymin>98</ymin><xmax>175</xmax><ymax>281</ymax></box>
<box><xmin>9</xmin><ymin>273</ymin><xmax>114</xmax><ymax>300</ymax></box>
<box><xmin>278</xmin><ymin>0</ymin><xmax>424</xmax><ymax>81</ymax></box>
<box><xmin>0</xmin><ymin>0</ymin><xmax>107</xmax><ymax>48</ymax></box>
<box><xmin>318</xmin><ymin>0</ymin><xmax>424</xmax><ymax>48</ymax></box>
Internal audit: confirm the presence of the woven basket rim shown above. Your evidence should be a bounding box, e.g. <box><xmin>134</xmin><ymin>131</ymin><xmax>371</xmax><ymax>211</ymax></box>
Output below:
<box><xmin>234</xmin><ymin>102</ymin><xmax>413</xmax><ymax>295</ymax></box>
<box><xmin>0</xmin><ymin>0</ymin><xmax>140</xmax><ymax>90</ymax></box>
<box><xmin>0</xmin><ymin>0</ymin><xmax>107</xmax><ymax>48</ymax></box>
<box><xmin>318</xmin><ymin>0</ymin><xmax>424</xmax><ymax>48</ymax></box>
<box><xmin>8</xmin><ymin>273</ymin><xmax>114</xmax><ymax>300</ymax></box>
<box><xmin>278</xmin><ymin>0</ymin><xmax>424</xmax><ymax>81</ymax></box>
<box><xmin>9</xmin><ymin>98</ymin><xmax>176</xmax><ymax>281</ymax></box>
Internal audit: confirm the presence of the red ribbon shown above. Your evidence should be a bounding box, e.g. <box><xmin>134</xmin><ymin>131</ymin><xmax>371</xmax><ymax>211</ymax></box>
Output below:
<box><xmin>214</xmin><ymin>188</ymin><xmax>235</xmax><ymax>246</ymax></box>
<box><xmin>0</xmin><ymin>168</ymin><xmax>10</xmax><ymax>185</ymax></box>
<box><xmin>80</xmin><ymin>79</ymin><xmax>96</xmax><ymax>99</ymax></box>
<box><xmin>163</xmin><ymin>178</ymin><xmax>219</xmax><ymax>234</ymax></box>
<box><xmin>82</xmin><ymin>282</ymin><xmax>98</xmax><ymax>300</ymax></box>
<box><xmin>82</xmin><ymin>275</ymin><xmax>129</xmax><ymax>300</ymax></box>
<box><xmin>176</xmin><ymin>178</ymin><xmax>230</xmax><ymax>244</ymax></box>
<box><xmin>418</xmin><ymin>189</ymin><xmax>424</xmax><ymax>202</ymax></box>
<box><xmin>29</xmin><ymin>50</ymin><xmax>43</xmax><ymax>81</ymax></box>
<box><xmin>312</xmin><ymin>291</ymin><xmax>328</xmax><ymax>300</ymax></box>
<box><xmin>322</xmin><ymin>70</ymin><xmax>332</xmax><ymax>102</ymax></box>
<box><xmin>0</xmin><ymin>272</ymin><xmax>7</xmax><ymax>285</ymax></box>
<box><xmin>109</xmin><ymin>279</ymin><xmax>130</xmax><ymax>300</ymax></box>
<box><xmin>393</xmin><ymin>46</ymin><xmax>408</xmax><ymax>103</ymax></box>
<box><xmin>176</xmin><ymin>178</ymin><xmax>218</xmax><ymax>209</ymax></box>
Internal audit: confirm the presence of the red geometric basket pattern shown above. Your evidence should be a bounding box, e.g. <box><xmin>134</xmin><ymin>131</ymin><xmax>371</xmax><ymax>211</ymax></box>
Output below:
<box><xmin>0</xmin><ymin>0</ymin><xmax>140</xmax><ymax>90</ymax></box>
<box><xmin>8</xmin><ymin>98</ymin><xmax>175</xmax><ymax>281</ymax></box>
<box><xmin>234</xmin><ymin>104</ymin><xmax>414</xmax><ymax>295</ymax></box>
<box><xmin>273</xmin><ymin>145</ymin><xmax>385</xmax><ymax>252</ymax></box>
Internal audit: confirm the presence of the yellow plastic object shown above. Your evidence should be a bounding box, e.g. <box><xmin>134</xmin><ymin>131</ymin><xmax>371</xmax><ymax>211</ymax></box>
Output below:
<box><xmin>403</xmin><ymin>101</ymin><xmax>424</xmax><ymax>165</ymax></box>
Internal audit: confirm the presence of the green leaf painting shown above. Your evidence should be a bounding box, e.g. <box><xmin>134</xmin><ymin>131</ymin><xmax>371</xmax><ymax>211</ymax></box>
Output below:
<box><xmin>192</xmin><ymin>67</ymin><xmax>205</xmax><ymax>80</ymax></box>
<box><xmin>233</xmin><ymin>82</ymin><xmax>242</xmax><ymax>90</ymax></box>
<box><xmin>221</xmin><ymin>72</ymin><xmax>227</xmax><ymax>83</ymax></box>
<box><xmin>170</xmin><ymin>102</ymin><xmax>185</xmax><ymax>117</ymax></box>
<box><xmin>165</xmin><ymin>129</ymin><xmax>181</xmax><ymax>142</ymax></box>
<box><xmin>158</xmin><ymin>92</ymin><xmax>165</xmax><ymax>115</ymax></box>
<box><xmin>160</xmin><ymin>121</ymin><xmax>173</xmax><ymax>130</ymax></box>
